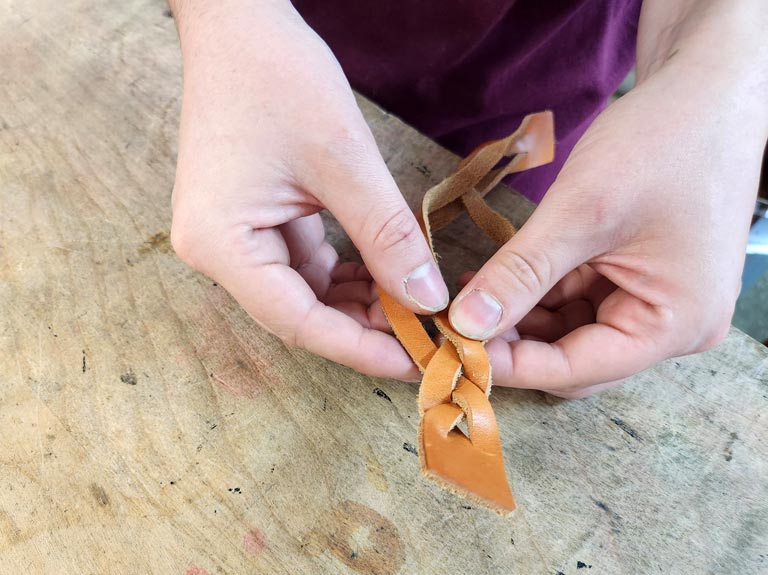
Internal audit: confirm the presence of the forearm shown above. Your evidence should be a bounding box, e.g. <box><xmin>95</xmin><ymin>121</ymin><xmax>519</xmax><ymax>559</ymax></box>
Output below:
<box><xmin>167</xmin><ymin>0</ymin><xmax>300</xmax><ymax>60</ymax></box>
<box><xmin>637</xmin><ymin>0</ymin><xmax>768</xmax><ymax>139</ymax></box>
<box><xmin>168</xmin><ymin>0</ymin><xmax>295</xmax><ymax>25</ymax></box>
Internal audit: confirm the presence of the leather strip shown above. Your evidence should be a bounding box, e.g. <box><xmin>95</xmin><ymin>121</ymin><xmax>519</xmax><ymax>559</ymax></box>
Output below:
<box><xmin>378</xmin><ymin>111</ymin><xmax>555</xmax><ymax>514</ymax></box>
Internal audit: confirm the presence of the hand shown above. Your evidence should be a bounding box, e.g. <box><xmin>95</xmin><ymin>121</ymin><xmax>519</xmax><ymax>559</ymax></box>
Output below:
<box><xmin>169</xmin><ymin>1</ymin><xmax>447</xmax><ymax>379</ymax></box>
<box><xmin>449</xmin><ymin>36</ymin><xmax>767</xmax><ymax>397</ymax></box>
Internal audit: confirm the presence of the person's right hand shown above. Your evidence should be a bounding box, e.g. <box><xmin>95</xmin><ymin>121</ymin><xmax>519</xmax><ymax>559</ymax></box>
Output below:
<box><xmin>168</xmin><ymin>0</ymin><xmax>447</xmax><ymax>379</ymax></box>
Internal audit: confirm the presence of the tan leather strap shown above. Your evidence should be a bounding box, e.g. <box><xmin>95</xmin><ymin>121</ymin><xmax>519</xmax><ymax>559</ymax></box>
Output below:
<box><xmin>378</xmin><ymin>112</ymin><xmax>555</xmax><ymax>514</ymax></box>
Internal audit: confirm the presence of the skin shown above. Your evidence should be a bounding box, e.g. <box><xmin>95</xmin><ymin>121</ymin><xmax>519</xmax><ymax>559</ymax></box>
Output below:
<box><xmin>169</xmin><ymin>0</ymin><xmax>768</xmax><ymax>397</ymax></box>
<box><xmin>169</xmin><ymin>0</ymin><xmax>445</xmax><ymax>380</ymax></box>
<box><xmin>450</xmin><ymin>0</ymin><xmax>768</xmax><ymax>397</ymax></box>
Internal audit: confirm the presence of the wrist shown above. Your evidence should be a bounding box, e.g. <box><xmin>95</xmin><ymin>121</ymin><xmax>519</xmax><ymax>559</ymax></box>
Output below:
<box><xmin>169</xmin><ymin>0</ymin><xmax>300</xmax><ymax>64</ymax></box>
<box><xmin>637</xmin><ymin>0</ymin><xmax>768</xmax><ymax>141</ymax></box>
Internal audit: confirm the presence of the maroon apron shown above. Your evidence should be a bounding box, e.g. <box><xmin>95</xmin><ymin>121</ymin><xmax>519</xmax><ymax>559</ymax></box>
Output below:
<box><xmin>293</xmin><ymin>0</ymin><xmax>641</xmax><ymax>202</ymax></box>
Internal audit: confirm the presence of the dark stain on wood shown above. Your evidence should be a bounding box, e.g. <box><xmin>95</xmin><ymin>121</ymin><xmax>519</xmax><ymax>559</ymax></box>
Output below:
<box><xmin>120</xmin><ymin>371</ymin><xmax>137</xmax><ymax>385</ymax></box>
<box><xmin>592</xmin><ymin>498</ymin><xmax>623</xmax><ymax>534</ymax></box>
<box><xmin>414</xmin><ymin>164</ymin><xmax>431</xmax><ymax>177</ymax></box>
<box><xmin>724</xmin><ymin>431</ymin><xmax>738</xmax><ymax>462</ymax></box>
<box><xmin>243</xmin><ymin>527</ymin><xmax>267</xmax><ymax>556</ymax></box>
<box><xmin>373</xmin><ymin>388</ymin><xmax>391</xmax><ymax>402</ymax></box>
<box><xmin>318</xmin><ymin>500</ymin><xmax>405</xmax><ymax>575</ymax></box>
<box><xmin>138</xmin><ymin>231</ymin><xmax>172</xmax><ymax>256</ymax></box>
<box><xmin>89</xmin><ymin>483</ymin><xmax>110</xmax><ymax>506</ymax></box>
<box><xmin>610</xmin><ymin>416</ymin><xmax>639</xmax><ymax>441</ymax></box>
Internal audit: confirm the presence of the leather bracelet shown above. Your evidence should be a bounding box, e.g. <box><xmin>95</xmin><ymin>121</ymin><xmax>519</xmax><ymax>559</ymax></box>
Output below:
<box><xmin>378</xmin><ymin>112</ymin><xmax>555</xmax><ymax>514</ymax></box>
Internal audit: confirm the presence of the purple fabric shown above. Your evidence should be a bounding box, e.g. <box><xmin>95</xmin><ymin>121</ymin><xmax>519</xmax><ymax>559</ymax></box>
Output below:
<box><xmin>292</xmin><ymin>1</ymin><xmax>641</xmax><ymax>202</ymax></box>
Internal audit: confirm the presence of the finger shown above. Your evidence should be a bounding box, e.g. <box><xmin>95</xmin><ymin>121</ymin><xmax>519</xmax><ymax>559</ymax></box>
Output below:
<box><xmin>331</xmin><ymin>300</ymin><xmax>391</xmax><ymax>333</ymax></box>
<box><xmin>211</xmin><ymin>227</ymin><xmax>419</xmax><ymax>380</ymax></box>
<box><xmin>367</xmin><ymin>300</ymin><xmax>389</xmax><ymax>331</ymax></box>
<box><xmin>449</xmin><ymin>197</ymin><xmax>597</xmax><ymax>340</ymax></box>
<box><xmin>279</xmin><ymin>214</ymin><xmax>326</xmax><ymax>268</ymax></box>
<box><xmin>308</xmin><ymin>128</ymin><xmax>449</xmax><ymax>314</ymax></box>
<box><xmin>457</xmin><ymin>271</ymin><xmax>477</xmax><ymax>290</ymax></box>
<box><xmin>516</xmin><ymin>300</ymin><xmax>595</xmax><ymax>342</ymax></box>
<box><xmin>547</xmin><ymin>380</ymin><xmax>624</xmax><ymax>400</ymax></box>
<box><xmin>330</xmin><ymin>261</ymin><xmax>373</xmax><ymax>283</ymax></box>
<box><xmin>294</xmin><ymin>242</ymin><xmax>338</xmax><ymax>299</ymax></box>
<box><xmin>322</xmin><ymin>280</ymin><xmax>378</xmax><ymax>306</ymax></box>
<box><xmin>498</xmin><ymin>325</ymin><xmax>521</xmax><ymax>343</ymax></box>
<box><xmin>486</xmin><ymin>291</ymin><xmax>664</xmax><ymax>391</ymax></box>
<box><xmin>519</xmin><ymin>334</ymin><xmax>547</xmax><ymax>342</ymax></box>
<box><xmin>280</xmin><ymin>216</ymin><xmax>338</xmax><ymax>298</ymax></box>
<box><xmin>540</xmin><ymin>265</ymin><xmax>616</xmax><ymax>310</ymax></box>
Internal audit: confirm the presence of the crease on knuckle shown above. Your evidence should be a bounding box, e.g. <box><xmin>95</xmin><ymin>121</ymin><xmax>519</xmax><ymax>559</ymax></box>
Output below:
<box><xmin>552</xmin><ymin>340</ymin><xmax>575</xmax><ymax>380</ymax></box>
<box><xmin>280</xmin><ymin>329</ymin><xmax>300</xmax><ymax>349</ymax></box>
<box><xmin>288</xmin><ymin>301</ymin><xmax>322</xmax><ymax>351</ymax></box>
<box><xmin>495</xmin><ymin>249</ymin><xmax>550</xmax><ymax>294</ymax></box>
<box><xmin>369</xmin><ymin>206</ymin><xmax>420</xmax><ymax>255</ymax></box>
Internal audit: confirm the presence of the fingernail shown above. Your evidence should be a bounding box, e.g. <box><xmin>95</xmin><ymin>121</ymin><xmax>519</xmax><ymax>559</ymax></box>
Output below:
<box><xmin>450</xmin><ymin>289</ymin><xmax>503</xmax><ymax>340</ymax></box>
<box><xmin>403</xmin><ymin>262</ymin><xmax>449</xmax><ymax>312</ymax></box>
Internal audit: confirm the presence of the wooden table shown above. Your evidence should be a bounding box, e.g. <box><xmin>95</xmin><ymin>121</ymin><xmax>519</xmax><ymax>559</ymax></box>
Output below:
<box><xmin>2</xmin><ymin>1</ymin><xmax>767</xmax><ymax>573</ymax></box>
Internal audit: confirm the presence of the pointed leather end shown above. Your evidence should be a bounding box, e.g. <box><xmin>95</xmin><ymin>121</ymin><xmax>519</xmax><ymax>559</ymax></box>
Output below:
<box><xmin>420</xmin><ymin>404</ymin><xmax>516</xmax><ymax>515</ymax></box>
<box><xmin>516</xmin><ymin>111</ymin><xmax>555</xmax><ymax>170</ymax></box>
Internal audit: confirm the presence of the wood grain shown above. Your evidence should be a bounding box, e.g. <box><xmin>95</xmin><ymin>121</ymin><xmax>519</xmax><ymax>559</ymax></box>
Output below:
<box><xmin>1</xmin><ymin>1</ymin><xmax>767</xmax><ymax>574</ymax></box>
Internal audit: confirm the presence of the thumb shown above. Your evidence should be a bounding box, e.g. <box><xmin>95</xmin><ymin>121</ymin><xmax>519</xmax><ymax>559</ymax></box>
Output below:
<box><xmin>312</xmin><ymin>130</ymin><xmax>449</xmax><ymax>313</ymax></box>
<box><xmin>449</xmin><ymin>204</ymin><xmax>591</xmax><ymax>340</ymax></box>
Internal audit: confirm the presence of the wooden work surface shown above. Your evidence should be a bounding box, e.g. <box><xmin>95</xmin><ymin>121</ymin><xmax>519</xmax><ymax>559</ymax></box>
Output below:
<box><xmin>2</xmin><ymin>1</ymin><xmax>768</xmax><ymax>574</ymax></box>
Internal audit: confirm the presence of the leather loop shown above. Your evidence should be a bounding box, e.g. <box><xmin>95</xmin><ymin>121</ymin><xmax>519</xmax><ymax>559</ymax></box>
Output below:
<box><xmin>378</xmin><ymin>111</ymin><xmax>555</xmax><ymax>514</ymax></box>
<box><xmin>433</xmin><ymin>311</ymin><xmax>490</xmax><ymax>394</ymax></box>
<box><xmin>419</xmin><ymin>342</ymin><xmax>462</xmax><ymax>414</ymax></box>
<box><xmin>377</xmin><ymin>289</ymin><xmax>437</xmax><ymax>372</ymax></box>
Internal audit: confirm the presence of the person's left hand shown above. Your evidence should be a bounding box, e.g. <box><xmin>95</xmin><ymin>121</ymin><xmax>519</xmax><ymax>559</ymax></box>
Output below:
<box><xmin>448</xmin><ymin>56</ymin><xmax>766</xmax><ymax>398</ymax></box>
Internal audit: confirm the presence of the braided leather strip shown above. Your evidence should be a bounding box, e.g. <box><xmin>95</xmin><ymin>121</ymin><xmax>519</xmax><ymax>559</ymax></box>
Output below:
<box><xmin>378</xmin><ymin>112</ymin><xmax>555</xmax><ymax>514</ymax></box>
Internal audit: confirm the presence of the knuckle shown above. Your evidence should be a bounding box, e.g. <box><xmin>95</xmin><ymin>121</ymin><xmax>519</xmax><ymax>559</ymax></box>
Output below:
<box><xmin>652</xmin><ymin>304</ymin><xmax>678</xmax><ymax>335</ymax></box>
<box><xmin>170</xmin><ymin>209</ymin><xmax>215</xmax><ymax>273</ymax></box>
<box><xmin>283</xmin><ymin>302</ymin><xmax>321</xmax><ymax>351</ymax></box>
<box><xmin>550</xmin><ymin>387</ymin><xmax>595</xmax><ymax>400</ymax></box>
<box><xmin>170</xmin><ymin>219</ymin><xmax>198</xmax><ymax>266</ymax></box>
<box><xmin>697</xmin><ymin>316</ymin><xmax>731</xmax><ymax>352</ymax></box>
<box><xmin>494</xmin><ymin>249</ymin><xmax>550</xmax><ymax>294</ymax></box>
<box><xmin>279</xmin><ymin>330</ymin><xmax>300</xmax><ymax>349</ymax></box>
<box><xmin>317</xmin><ymin>124</ymin><xmax>372</xmax><ymax>169</ymax></box>
<box><xmin>308</xmin><ymin>122</ymin><xmax>396</xmax><ymax>197</ymax></box>
<box><xmin>686</xmin><ymin>290</ymin><xmax>736</xmax><ymax>353</ymax></box>
<box><xmin>369</xmin><ymin>206</ymin><xmax>421</xmax><ymax>255</ymax></box>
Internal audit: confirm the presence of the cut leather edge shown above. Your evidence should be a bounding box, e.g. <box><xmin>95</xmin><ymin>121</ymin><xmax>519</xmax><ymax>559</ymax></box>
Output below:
<box><xmin>419</xmin><ymin>402</ymin><xmax>516</xmax><ymax>514</ymax></box>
